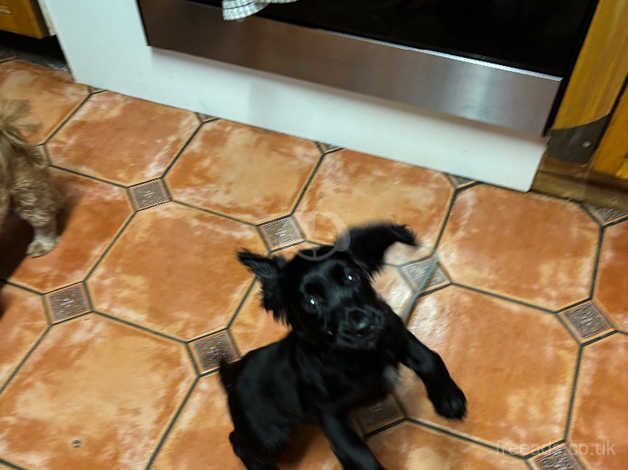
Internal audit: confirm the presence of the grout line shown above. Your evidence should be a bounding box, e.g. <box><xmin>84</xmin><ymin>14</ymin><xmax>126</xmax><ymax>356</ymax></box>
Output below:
<box><xmin>555</xmin><ymin>311</ymin><xmax>582</xmax><ymax>344</ymax></box>
<box><xmin>407</xmin><ymin>418</ymin><xmax>525</xmax><ymax>459</ymax></box>
<box><xmin>579</xmin><ymin>201</ymin><xmax>603</xmax><ymax>226</ymax></box>
<box><xmin>48</xmin><ymin>164</ymin><xmax>128</xmax><ymax>189</ymax></box>
<box><xmin>50</xmin><ymin>311</ymin><xmax>92</xmax><ymax>326</ymax></box>
<box><xmin>289</xmin><ymin>153</ymin><xmax>327</xmax><ymax>216</ymax></box>
<box><xmin>145</xmin><ymin>375</ymin><xmax>201</xmax><ymax>469</ymax></box>
<box><xmin>0</xmin><ymin>458</ymin><xmax>25</xmax><ymax>470</ymax></box>
<box><xmin>432</xmin><ymin>188</ymin><xmax>458</xmax><ymax>252</ymax></box>
<box><xmin>161</xmin><ymin>121</ymin><xmax>203</xmax><ymax>180</ymax></box>
<box><xmin>185</xmin><ymin>342</ymin><xmax>201</xmax><ymax>376</ymax></box>
<box><xmin>450</xmin><ymin>283</ymin><xmax>556</xmax><ymax>315</ymax></box>
<box><xmin>2</xmin><ymin>280</ymin><xmax>45</xmax><ymax>296</ymax></box>
<box><xmin>363</xmin><ymin>417</ymin><xmax>406</xmax><ymax>439</ymax></box>
<box><xmin>581</xmin><ymin>329</ymin><xmax>617</xmax><ymax>347</ymax></box>
<box><xmin>93</xmin><ymin>310</ymin><xmax>186</xmax><ymax>345</ymax></box>
<box><xmin>83</xmin><ymin>211</ymin><xmax>137</xmax><ymax>283</ymax></box>
<box><xmin>255</xmin><ymin>224</ymin><xmax>272</xmax><ymax>253</ymax></box>
<box><xmin>522</xmin><ymin>439</ymin><xmax>565</xmax><ymax>459</ymax></box>
<box><xmin>269</xmin><ymin>239</ymin><xmax>309</xmax><ymax>254</ymax></box>
<box><xmin>171</xmin><ymin>199</ymin><xmax>257</xmax><ymax>227</ymax></box>
<box><xmin>604</xmin><ymin>216</ymin><xmax>628</xmax><ymax>228</ymax></box>
<box><xmin>227</xmin><ymin>327</ymin><xmax>243</xmax><ymax>359</ymax></box>
<box><xmin>42</xmin><ymin>93</ymin><xmax>91</xmax><ymax>146</ymax></box>
<box><xmin>562</xmin><ymin>347</ymin><xmax>583</xmax><ymax>442</ymax></box>
<box><xmin>225</xmin><ymin>278</ymin><xmax>257</xmax><ymax>331</ymax></box>
<box><xmin>588</xmin><ymin>225</ymin><xmax>604</xmax><ymax>299</ymax></box>
<box><xmin>0</xmin><ymin>327</ymin><xmax>51</xmax><ymax>396</ymax></box>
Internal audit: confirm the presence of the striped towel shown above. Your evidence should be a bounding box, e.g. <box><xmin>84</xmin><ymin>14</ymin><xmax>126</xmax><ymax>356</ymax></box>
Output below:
<box><xmin>222</xmin><ymin>0</ymin><xmax>299</xmax><ymax>21</ymax></box>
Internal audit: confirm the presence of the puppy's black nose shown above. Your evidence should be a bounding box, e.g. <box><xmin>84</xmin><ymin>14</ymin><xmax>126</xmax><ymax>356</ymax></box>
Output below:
<box><xmin>347</xmin><ymin>309</ymin><xmax>371</xmax><ymax>335</ymax></box>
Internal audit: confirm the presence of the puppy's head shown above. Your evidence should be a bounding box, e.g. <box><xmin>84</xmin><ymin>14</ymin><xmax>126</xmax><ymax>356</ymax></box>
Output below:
<box><xmin>238</xmin><ymin>223</ymin><xmax>417</xmax><ymax>351</ymax></box>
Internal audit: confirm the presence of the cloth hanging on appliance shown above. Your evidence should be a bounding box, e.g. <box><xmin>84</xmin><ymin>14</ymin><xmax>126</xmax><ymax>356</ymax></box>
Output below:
<box><xmin>222</xmin><ymin>0</ymin><xmax>299</xmax><ymax>21</ymax></box>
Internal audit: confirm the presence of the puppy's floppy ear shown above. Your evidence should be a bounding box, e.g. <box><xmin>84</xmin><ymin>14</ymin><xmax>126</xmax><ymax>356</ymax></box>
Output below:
<box><xmin>238</xmin><ymin>251</ymin><xmax>287</xmax><ymax>322</ymax></box>
<box><xmin>341</xmin><ymin>223</ymin><xmax>417</xmax><ymax>274</ymax></box>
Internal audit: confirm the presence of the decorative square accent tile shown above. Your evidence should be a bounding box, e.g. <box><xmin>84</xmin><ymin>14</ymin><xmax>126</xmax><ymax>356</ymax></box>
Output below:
<box><xmin>353</xmin><ymin>396</ymin><xmax>403</xmax><ymax>434</ymax></box>
<box><xmin>129</xmin><ymin>180</ymin><xmax>170</xmax><ymax>210</ymax></box>
<box><xmin>401</xmin><ymin>257</ymin><xmax>449</xmax><ymax>293</ymax></box>
<box><xmin>44</xmin><ymin>284</ymin><xmax>91</xmax><ymax>322</ymax></box>
<box><xmin>533</xmin><ymin>445</ymin><xmax>581</xmax><ymax>469</ymax></box>
<box><xmin>191</xmin><ymin>330</ymin><xmax>239</xmax><ymax>373</ymax></box>
<box><xmin>583</xmin><ymin>204</ymin><xmax>627</xmax><ymax>225</ymax></box>
<box><xmin>561</xmin><ymin>302</ymin><xmax>611</xmax><ymax>340</ymax></box>
<box><xmin>448</xmin><ymin>174</ymin><xmax>475</xmax><ymax>189</ymax></box>
<box><xmin>316</xmin><ymin>142</ymin><xmax>341</xmax><ymax>154</ymax></box>
<box><xmin>196</xmin><ymin>112</ymin><xmax>217</xmax><ymax>122</ymax></box>
<box><xmin>259</xmin><ymin>217</ymin><xmax>304</xmax><ymax>250</ymax></box>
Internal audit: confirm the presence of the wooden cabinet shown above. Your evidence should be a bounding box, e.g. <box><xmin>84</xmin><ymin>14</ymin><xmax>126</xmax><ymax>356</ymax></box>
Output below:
<box><xmin>0</xmin><ymin>0</ymin><xmax>48</xmax><ymax>38</ymax></box>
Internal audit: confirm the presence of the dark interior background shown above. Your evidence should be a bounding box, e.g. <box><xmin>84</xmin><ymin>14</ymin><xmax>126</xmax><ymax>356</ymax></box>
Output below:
<box><xmin>192</xmin><ymin>0</ymin><xmax>597</xmax><ymax>76</ymax></box>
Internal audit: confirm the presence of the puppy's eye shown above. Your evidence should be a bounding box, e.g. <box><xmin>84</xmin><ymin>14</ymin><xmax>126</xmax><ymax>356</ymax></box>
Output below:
<box><xmin>344</xmin><ymin>269</ymin><xmax>359</xmax><ymax>284</ymax></box>
<box><xmin>304</xmin><ymin>295</ymin><xmax>319</xmax><ymax>310</ymax></box>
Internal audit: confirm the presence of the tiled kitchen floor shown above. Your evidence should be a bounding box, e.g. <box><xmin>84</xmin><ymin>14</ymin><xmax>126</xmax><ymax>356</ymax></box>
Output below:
<box><xmin>0</xmin><ymin>59</ymin><xmax>626</xmax><ymax>470</ymax></box>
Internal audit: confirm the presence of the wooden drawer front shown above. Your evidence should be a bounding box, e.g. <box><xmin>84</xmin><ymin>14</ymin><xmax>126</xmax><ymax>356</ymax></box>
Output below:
<box><xmin>0</xmin><ymin>0</ymin><xmax>48</xmax><ymax>38</ymax></box>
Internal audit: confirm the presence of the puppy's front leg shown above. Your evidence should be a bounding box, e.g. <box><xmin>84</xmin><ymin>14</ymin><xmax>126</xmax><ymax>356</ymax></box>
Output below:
<box><xmin>401</xmin><ymin>331</ymin><xmax>466</xmax><ymax>420</ymax></box>
<box><xmin>321</xmin><ymin>413</ymin><xmax>383</xmax><ymax>470</ymax></box>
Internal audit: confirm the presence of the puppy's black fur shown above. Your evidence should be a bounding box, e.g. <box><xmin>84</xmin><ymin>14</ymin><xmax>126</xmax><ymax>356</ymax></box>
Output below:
<box><xmin>220</xmin><ymin>223</ymin><xmax>466</xmax><ymax>469</ymax></box>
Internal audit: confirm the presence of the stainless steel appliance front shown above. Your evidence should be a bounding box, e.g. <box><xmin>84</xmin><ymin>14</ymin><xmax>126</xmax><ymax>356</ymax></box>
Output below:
<box><xmin>138</xmin><ymin>0</ymin><xmax>561</xmax><ymax>135</ymax></box>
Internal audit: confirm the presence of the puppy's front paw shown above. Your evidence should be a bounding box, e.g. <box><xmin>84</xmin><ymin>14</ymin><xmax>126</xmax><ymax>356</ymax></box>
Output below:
<box><xmin>27</xmin><ymin>236</ymin><xmax>58</xmax><ymax>257</ymax></box>
<box><xmin>430</xmin><ymin>381</ymin><xmax>467</xmax><ymax>420</ymax></box>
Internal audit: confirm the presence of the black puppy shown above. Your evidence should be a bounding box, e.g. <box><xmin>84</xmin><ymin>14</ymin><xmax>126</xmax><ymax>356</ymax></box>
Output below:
<box><xmin>220</xmin><ymin>223</ymin><xmax>466</xmax><ymax>469</ymax></box>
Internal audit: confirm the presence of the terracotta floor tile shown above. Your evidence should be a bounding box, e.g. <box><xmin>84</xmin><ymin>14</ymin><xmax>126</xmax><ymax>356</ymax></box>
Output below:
<box><xmin>397</xmin><ymin>286</ymin><xmax>578</xmax><ymax>450</ymax></box>
<box><xmin>48</xmin><ymin>92</ymin><xmax>198</xmax><ymax>185</ymax></box>
<box><xmin>166</xmin><ymin>120</ymin><xmax>320</xmax><ymax>224</ymax></box>
<box><xmin>0</xmin><ymin>61</ymin><xmax>88</xmax><ymax>144</ymax></box>
<box><xmin>88</xmin><ymin>202</ymin><xmax>265</xmax><ymax>340</ymax></box>
<box><xmin>231</xmin><ymin>282</ymin><xmax>289</xmax><ymax>355</ymax></box>
<box><xmin>439</xmin><ymin>186</ymin><xmax>598</xmax><ymax>310</ymax></box>
<box><xmin>0</xmin><ymin>169</ymin><xmax>132</xmax><ymax>292</ymax></box>
<box><xmin>0</xmin><ymin>315</ymin><xmax>194</xmax><ymax>469</ymax></box>
<box><xmin>294</xmin><ymin>150</ymin><xmax>453</xmax><ymax>263</ymax></box>
<box><xmin>570</xmin><ymin>335</ymin><xmax>627</xmax><ymax>470</ymax></box>
<box><xmin>0</xmin><ymin>286</ymin><xmax>47</xmax><ymax>387</ymax></box>
<box><xmin>153</xmin><ymin>373</ymin><xmax>339</xmax><ymax>470</ymax></box>
<box><xmin>152</xmin><ymin>374</ymin><xmax>240</xmax><ymax>470</ymax></box>
<box><xmin>594</xmin><ymin>222</ymin><xmax>628</xmax><ymax>330</ymax></box>
<box><xmin>369</xmin><ymin>423</ymin><xmax>527</xmax><ymax>469</ymax></box>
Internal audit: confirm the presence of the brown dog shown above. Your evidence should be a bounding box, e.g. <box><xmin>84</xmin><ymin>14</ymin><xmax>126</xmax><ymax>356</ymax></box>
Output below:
<box><xmin>0</xmin><ymin>100</ymin><xmax>62</xmax><ymax>256</ymax></box>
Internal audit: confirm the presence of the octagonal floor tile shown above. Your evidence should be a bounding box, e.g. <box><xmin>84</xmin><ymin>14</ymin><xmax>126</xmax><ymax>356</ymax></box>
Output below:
<box><xmin>0</xmin><ymin>286</ymin><xmax>47</xmax><ymax>388</ymax></box>
<box><xmin>153</xmin><ymin>373</ymin><xmax>338</xmax><ymax>470</ymax></box>
<box><xmin>369</xmin><ymin>423</ymin><xmax>526</xmax><ymax>469</ymax></box>
<box><xmin>396</xmin><ymin>286</ymin><xmax>578</xmax><ymax>451</ymax></box>
<box><xmin>0</xmin><ymin>61</ymin><xmax>88</xmax><ymax>144</ymax></box>
<box><xmin>166</xmin><ymin>120</ymin><xmax>320</xmax><ymax>224</ymax></box>
<box><xmin>594</xmin><ymin>221</ymin><xmax>628</xmax><ymax>330</ymax></box>
<box><xmin>88</xmin><ymin>203</ymin><xmax>265</xmax><ymax>340</ymax></box>
<box><xmin>439</xmin><ymin>186</ymin><xmax>598</xmax><ymax>310</ymax></box>
<box><xmin>48</xmin><ymin>92</ymin><xmax>198</xmax><ymax>185</ymax></box>
<box><xmin>0</xmin><ymin>315</ymin><xmax>194</xmax><ymax>469</ymax></box>
<box><xmin>0</xmin><ymin>169</ymin><xmax>132</xmax><ymax>292</ymax></box>
<box><xmin>294</xmin><ymin>150</ymin><xmax>453</xmax><ymax>263</ymax></box>
<box><xmin>570</xmin><ymin>335</ymin><xmax>627</xmax><ymax>470</ymax></box>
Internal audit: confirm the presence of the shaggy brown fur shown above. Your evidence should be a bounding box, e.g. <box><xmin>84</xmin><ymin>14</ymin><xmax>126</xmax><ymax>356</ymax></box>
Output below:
<box><xmin>0</xmin><ymin>100</ymin><xmax>62</xmax><ymax>257</ymax></box>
